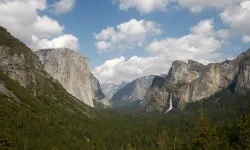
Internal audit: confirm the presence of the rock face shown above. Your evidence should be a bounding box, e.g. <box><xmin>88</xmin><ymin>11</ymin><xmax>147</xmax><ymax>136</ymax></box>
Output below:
<box><xmin>0</xmin><ymin>26</ymin><xmax>95</xmax><ymax>117</ymax></box>
<box><xmin>90</xmin><ymin>73</ymin><xmax>106</xmax><ymax>101</ymax></box>
<box><xmin>35</xmin><ymin>48</ymin><xmax>107</xmax><ymax>107</ymax></box>
<box><xmin>146</xmin><ymin>49</ymin><xmax>250</xmax><ymax>112</ymax></box>
<box><xmin>101</xmin><ymin>81</ymin><xmax>128</xmax><ymax>99</ymax></box>
<box><xmin>146</xmin><ymin>61</ymin><xmax>205</xmax><ymax>112</ymax></box>
<box><xmin>0</xmin><ymin>80</ymin><xmax>19</xmax><ymax>103</ymax></box>
<box><xmin>111</xmin><ymin>75</ymin><xmax>155</xmax><ymax>107</ymax></box>
<box><xmin>0</xmin><ymin>27</ymin><xmax>47</xmax><ymax>97</ymax></box>
<box><xmin>235</xmin><ymin>50</ymin><xmax>250</xmax><ymax>93</ymax></box>
<box><xmin>167</xmin><ymin>60</ymin><xmax>205</xmax><ymax>85</ymax></box>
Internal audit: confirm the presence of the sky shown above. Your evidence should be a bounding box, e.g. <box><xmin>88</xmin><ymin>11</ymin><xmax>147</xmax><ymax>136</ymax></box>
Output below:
<box><xmin>0</xmin><ymin>0</ymin><xmax>250</xmax><ymax>85</ymax></box>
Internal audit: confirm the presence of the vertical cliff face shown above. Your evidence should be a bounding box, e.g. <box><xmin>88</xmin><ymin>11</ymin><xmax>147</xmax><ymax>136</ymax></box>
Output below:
<box><xmin>167</xmin><ymin>60</ymin><xmax>205</xmax><ymax>84</ymax></box>
<box><xmin>178</xmin><ymin>61</ymin><xmax>239</xmax><ymax>107</ymax></box>
<box><xmin>90</xmin><ymin>73</ymin><xmax>105</xmax><ymax>100</ymax></box>
<box><xmin>145</xmin><ymin>77</ymin><xmax>173</xmax><ymax>112</ymax></box>
<box><xmin>145</xmin><ymin>61</ymin><xmax>205</xmax><ymax>112</ymax></box>
<box><xmin>235</xmin><ymin>50</ymin><xmax>250</xmax><ymax>93</ymax></box>
<box><xmin>90</xmin><ymin>73</ymin><xmax>112</xmax><ymax>107</ymax></box>
<box><xmin>167</xmin><ymin>60</ymin><xmax>205</xmax><ymax>85</ymax></box>
<box><xmin>35</xmin><ymin>48</ymin><xmax>107</xmax><ymax>107</ymax></box>
<box><xmin>146</xmin><ymin>49</ymin><xmax>250</xmax><ymax>112</ymax></box>
<box><xmin>178</xmin><ymin>50</ymin><xmax>250</xmax><ymax>107</ymax></box>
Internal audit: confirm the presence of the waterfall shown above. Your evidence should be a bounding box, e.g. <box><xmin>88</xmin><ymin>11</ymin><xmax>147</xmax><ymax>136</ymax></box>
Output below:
<box><xmin>165</xmin><ymin>93</ymin><xmax>173</xmax><ymax>114</ymax></box>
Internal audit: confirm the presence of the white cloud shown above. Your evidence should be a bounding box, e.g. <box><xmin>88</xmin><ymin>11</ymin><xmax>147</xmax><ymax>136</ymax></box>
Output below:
<box><xmin>93</xmin><ymin>56</ymin><xmax>170</xmax><ymax>84</ymax></box>
<box><xmin>94</xmin><ymin>19</ymin><xmax>162</xmax><ymax>52</ymax></box>
<box><xmin>217</xmin><ymin>29</ymin><xmax>229</xmax><ymax>39</ymax></box>
<box><xmin>0</xmin><ymin>0</ymin><xmax>79</xmax><ymax>50</ymax></box>
<box><xmin>190</xmin><ymin>19</ymin><xmax>214</xmax><ymax>36</ymax></box>
<box><xmin>147</xmin><ymin>19</ymin><xmax>221</xmax><ymax>63</ymax></box>
<box><xmin>242</xmin><ymin>35</ymin><xmax>250</xmax><ymax>43</ymax></box>
<box><xmin>33</xmin><ymin>16</ymin><xmax>64</xmax><ymax>38</ymax></box>
<box><xmin>51</xmin><ymin>0</ymin><xmax>75</xmax><ymax>14</ymax></box>
<box><xmin>174</xmin><ymin>0</ymin><xmax>238</xmax><ymax>13</ymax></box>
<box><xmin>32</xmin><ymin>34</ymin><xmax>79</xmax><ymax>50</ymax></box>
<box><xmin>114</xmin><ymin>0</ymin><xmax>240</xmax><ymax>14</ymax></box>
<box><xmin>94</xmin><ymin>19</ymin><xmax>223</xmax><ymax>84</ymax></box>
<box><xmin>113</xmin><ymin>0</ymin><xmax>169</xmax><ymax>14</ymax></box>
<box><xmin>220</xmin><ymin>1</ymin><xmax>250</xmax><ymax>37</ymax></box>
<box><xmin>95</xmin><ymin>41</ymin><xmax>112</xmax><ymax>50</ymax></box>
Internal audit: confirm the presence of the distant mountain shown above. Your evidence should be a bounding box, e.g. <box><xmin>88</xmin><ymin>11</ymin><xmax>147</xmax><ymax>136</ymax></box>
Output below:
<box><xmin>145</xmin><ymin>49</ymin><xmax>250</xmax><ymax>112</ymax></box>
<box><xmin>35</xmin><ymin>48</ymin><xmax>111</xmax><ymax>107</ymax></box>
<box><xmin>111</xmin><ymin>75</ymin><xmax>155</xmax><ymax>108</ymax></box>
<box><xmin>101</xmin><ymin>81</ymin><xmax>128</xmax><ymax>99</ymax></box>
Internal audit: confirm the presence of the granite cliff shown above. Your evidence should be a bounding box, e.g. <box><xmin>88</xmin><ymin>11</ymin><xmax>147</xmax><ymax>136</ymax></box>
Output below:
<box><xmin>35</xmin><ymin>48</ymin><xmax>109</xmax><ymax>107</ymax></box>
<box><xmin>145</xmin><ymin>60</ymin><xmax>205</xmax><ymax>112</ymax></box>
<box><xmin>146</xmin><ymin>50</ymin><xmax>250</xmax><ymax>112</ymax></box>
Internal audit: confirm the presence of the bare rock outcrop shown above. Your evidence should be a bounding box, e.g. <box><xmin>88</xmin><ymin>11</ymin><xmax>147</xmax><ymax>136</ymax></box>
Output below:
<box><xmin>35</xmin><ymin>48</ymin><xmax>108</xmax><ymax>107</ymax></box>
<box><xmin>146</xmin><ymin>49</ymin><xmax>250</xmax><ymax>112</ymax></box>
<box><xmin>145</xmin><ymin>61</ymin><xmax>205</xmax><ymax>112</ymax></box>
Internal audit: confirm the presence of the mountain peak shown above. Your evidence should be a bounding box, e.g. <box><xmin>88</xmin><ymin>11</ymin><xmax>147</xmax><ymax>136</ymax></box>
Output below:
<box><xmin>240</xmin><ymin>48</ymin><xmax>250</xmax><ymax>57</ymax></box>
<box><xmin>188</xmin><ymin>59</ymin><xmax>204</xmax><ymax>66</ymax></box>
<box><xmin>167</xmin><ymin>59</ymin><xmax>205</xmax><ymax>85</ymax></box>
<box><xmin>36</xmin><ymin>48</ymin><xmax>88</xmax><ymax>62</ymax></box>
<box><xmin>235</xmin><ymin>48</ymin><xmax>250</xmax><ymax>62</ymax></box>
<box><xmin>172</xmin><ymin>60</ymin><xmax>187</xmax><ymax>66</ymax></box>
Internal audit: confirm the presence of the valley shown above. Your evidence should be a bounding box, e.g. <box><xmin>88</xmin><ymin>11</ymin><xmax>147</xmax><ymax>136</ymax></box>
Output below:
<box><xmin>0</xmin><ymin>23</ymin><xmax>250</xmax><ymax>150</ymax></box>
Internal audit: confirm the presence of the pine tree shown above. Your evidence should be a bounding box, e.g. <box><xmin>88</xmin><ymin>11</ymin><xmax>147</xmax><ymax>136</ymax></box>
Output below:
<box><xmin>238</xmin><ymin>114</ymin><xmax>250</xmax><ymax>149</ymax></box>
<box><xmin>192</xmin><ymin>101</ymin><xmax>219</xmax><ymax>150</ymax></box>
<box><xmin>0</xmin><ymin>133</ymin><xmax>11</xmax><ymax>150</ymax></box>
<box><xmin>157</xmin><ymin>130</ymin><xmax>171</xmax><ymax>150</ymax></box>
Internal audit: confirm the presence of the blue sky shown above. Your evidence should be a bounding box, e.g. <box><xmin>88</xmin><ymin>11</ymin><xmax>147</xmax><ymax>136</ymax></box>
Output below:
<box><xmin>0</xmin><ymin>0</ymin><xmax>250</xmax><ymax>84</ymax></box>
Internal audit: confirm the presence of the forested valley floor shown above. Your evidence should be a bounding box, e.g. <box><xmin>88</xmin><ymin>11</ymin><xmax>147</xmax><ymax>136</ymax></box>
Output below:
<box><xmin>1</xmin><ymin>80</ymin><xmax>250</xmax><ymax>150</ymax></box>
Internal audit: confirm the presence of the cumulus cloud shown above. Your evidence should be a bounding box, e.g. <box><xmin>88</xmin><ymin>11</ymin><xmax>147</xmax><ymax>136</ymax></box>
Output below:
<box><xmin>94</xmin><ymin>19</ymin><xmax>223</xmax><ymax>84</ymax></box>
<box><xmin>33</xmin><ymin>16</ymin><xmax>64</xmax><ymax>38</ymax></box>
<box><xmin>220</xmin><ymin>1</ymin><xmax>250</xmax><ymax>38</ymax></box>
<box><xmin>93</xmin><ymin>56</ymin><xmax>170</xmax><ymax>84</ymax></box>
<box><xmin>147</xmin><ymin>20</ymin><xmax>222</xmax><ymax>63</ymax></box>
<box><xmin>113</xmin><ymin>0</ymin><xmax>169</xmax><ymax>14</ymax></box>
<box><xmin>217</xmin><ymin>29</ymin><xmax>229</xmax><ymax>39</ymax></box>
<box><xmin>94</xmin><ymin>19</ymin><xmax>162</xmax><ymax>52</ymax></box>
<box><xmin>242</xmin><ymin>35</ymin><xmax>250</xmax><ymax>43</ymax></box>
<box><xmin>113</xmin><ymin>0</ymin><xmax>240</xmax><ymax>14</ymax></box>
<box><xmin>173</xmin><ymin>0</ymin><xmax>238</xmax><ymax>13</ymax></box>
<box><xmin>0</xmin><ymin>0</ymin><xmax>79</xmax><ymax>50</ymax></box>
<box><xmin>32</xmin><ymin>34</ymin><xmax>79</xmax><ymax>50</ymax></box>
<box><xmin>51</xmin><ymin>0</ymin><xmax>75</xmax><ymax>14</ymax></box>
